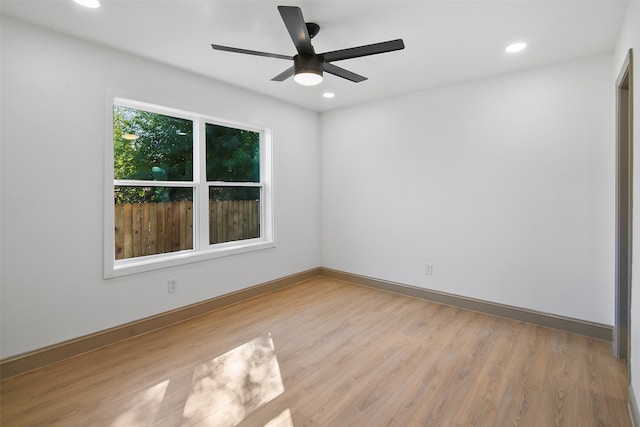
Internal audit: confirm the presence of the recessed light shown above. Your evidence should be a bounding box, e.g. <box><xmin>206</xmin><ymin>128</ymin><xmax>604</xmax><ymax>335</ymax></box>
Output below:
<box><xmin>73</xmin><ymin>0</ymin><xmax>100</xmax><ymax>8</ymax></box>
<box><xmin>323</xmin><ymin>92</ymin><xmax>335</xmax><ymax>99</ymax></box>
<box><xmin>505</xmin><ymin>42</ymin><xmax>527</xmax><ymax>53</ymax></box>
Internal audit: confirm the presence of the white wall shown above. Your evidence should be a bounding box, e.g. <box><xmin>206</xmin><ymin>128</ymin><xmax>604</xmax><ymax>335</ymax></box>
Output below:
<box><xmin>0</xmin><ymin>13</ymin><xmax>621</xmax><ymax>364</ymax></box>
<box><xmin>614</xmin><ymin>0</ymin><xmax>640</xmax><ymax>419</ymax></box>
<box><xmin>321</xmin><ymin>54</ymin><xmax>614</xmax><ymax>325</ymax></box>
<box><xmin>0</xmin><ymin>17</ymin><xmax>321</xmax><ymax>359</ymax></box>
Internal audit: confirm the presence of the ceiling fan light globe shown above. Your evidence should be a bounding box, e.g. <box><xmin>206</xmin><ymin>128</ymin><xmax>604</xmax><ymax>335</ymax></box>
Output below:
<box><xmin>73</xmin><ymin>0</ymin><xmax>100</xmax><ymax>8</ymax></box>
<box><xmin>505</xmin><ymin>42</ymin><xmax>527</xmax><ymax>53</ymax></box>
<box><xmin>294</xmin><ymin>72</ymin><xmax>323</xmax><ymax>86</ymax></box>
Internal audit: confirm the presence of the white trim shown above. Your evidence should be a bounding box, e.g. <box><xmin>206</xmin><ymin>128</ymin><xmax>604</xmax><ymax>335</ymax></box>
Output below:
<box><xmin>104</xmin><ymin>95</ymin><xmax>274</xmax><ymax>278</ymax></box>
<box><xmin>262</xmin><ymin>129</ymin><xmax>274</xmax><ymax>242</ymax></box>
<box><xmin>104</xmin><ymin>93</ymin><xmax>116</xmax><ymax>277</ymax></box>
<box><xmin>114</xmin><ymin>180</ymin><xmax>195</xmax><ymax>187</ymax></box>
<box><xmin>114</xmin><ymin>97</ymin><xmax>198</xmax><ymax>122</ymax></box>
<box><xmin>196</xmin><ymin>119</ymin><xmax>208</xmax><ymax>253</ymax></box>
<box><xmin>206</xmin><ymin>182</ymin><xmax>262</xmax><ymax>187</ymax></box>
<box><xmin>110</xmin><ymin>240</ymin><xmax>276</xmax><ymax>278</ymax></box>
<box><xmin>630</xmin><ymin>384</ymin><xmax>640</xmax><ymax>427</ymax></box>
<box><xmin>114</xmin><ymin>180</ymin><xmax>262</xmax><ymax>188</ymax></box>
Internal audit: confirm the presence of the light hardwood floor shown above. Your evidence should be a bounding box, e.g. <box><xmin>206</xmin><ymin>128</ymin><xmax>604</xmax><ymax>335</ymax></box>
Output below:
<box><xmin>0</xmin><ymin>277</ymin><xmax>631</xmax><ymax>426</ymax></box>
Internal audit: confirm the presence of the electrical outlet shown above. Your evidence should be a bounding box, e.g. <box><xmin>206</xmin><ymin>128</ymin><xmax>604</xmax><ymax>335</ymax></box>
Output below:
<box><xmin>425</xmin><ymin>263</ymin><xmax>433</xmax><ymax>276</ymax></box>
<box><xmin>168</xmin><ymin>278</ymin><xmax>177</xmax><ymax>293</ymax></box>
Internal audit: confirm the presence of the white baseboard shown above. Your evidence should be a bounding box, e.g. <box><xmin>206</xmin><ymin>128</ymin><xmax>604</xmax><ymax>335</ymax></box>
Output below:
<box><xmin>630</xmin><ymin>384</ymin><xmax>640</xmax><ymax>427</ymax></box>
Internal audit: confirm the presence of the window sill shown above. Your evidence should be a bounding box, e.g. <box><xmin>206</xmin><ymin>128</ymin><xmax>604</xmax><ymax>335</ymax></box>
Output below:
<box><xmin>105</xmin><ymin>239</ymin><xmax>276</xmax><ymax>278</ymax></box>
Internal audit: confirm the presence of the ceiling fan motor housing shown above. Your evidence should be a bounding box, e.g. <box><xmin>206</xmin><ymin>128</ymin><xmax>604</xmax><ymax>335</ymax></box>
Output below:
<box><xmin>294</xmin><ymin>54</ymin><xmax>324</xmax><ymax>78</ymax></box>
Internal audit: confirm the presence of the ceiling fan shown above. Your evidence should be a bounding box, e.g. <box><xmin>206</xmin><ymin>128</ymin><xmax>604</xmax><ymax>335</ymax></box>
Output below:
<box><xmin>211</xmin><ymin>5</ymin><xmax>405</xmax><ymax>86</ymax></box>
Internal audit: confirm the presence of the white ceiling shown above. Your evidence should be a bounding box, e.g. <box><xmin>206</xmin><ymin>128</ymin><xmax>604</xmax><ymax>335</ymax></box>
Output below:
<box><xmin>0</xmin><ymin>0</ymin><xmax>630</xmax><ymax>112</ymax></box>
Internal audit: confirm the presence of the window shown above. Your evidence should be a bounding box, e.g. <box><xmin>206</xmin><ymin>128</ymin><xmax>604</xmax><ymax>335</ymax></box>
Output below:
<box><xmin>105</xmin><ymin>98</ymin><xmax>273</xmax><ymax>277</ymax></box>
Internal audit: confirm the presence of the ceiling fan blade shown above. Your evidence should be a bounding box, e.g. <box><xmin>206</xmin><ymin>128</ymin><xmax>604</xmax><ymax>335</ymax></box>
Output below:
<box><xmin>278</xmin><ymin>6</ymin><xmax>315</xmax><ymax>56</ymax></box>
<box><xmin>323</xmin><ymin>62</ymin><xmax>367</xmax><ymax>83</ymax></box>
<box><xmin>271</xmin><ymin>66</ymin><xmax>295</xmax><ymax>82</ymax></box>
<box><xmin>322</xmin><ymin>39</ymin><xmax>405</xmax><ymax>62</ymax></box>
<box><xmin>211</xmin><ymin>44</ymin><xmax>292</xmax><ymax>61</ymax></box>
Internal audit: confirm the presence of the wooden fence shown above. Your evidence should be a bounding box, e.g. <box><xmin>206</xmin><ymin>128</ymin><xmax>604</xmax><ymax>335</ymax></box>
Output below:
<box><xmin>114</xmin><ymin>200</ymin><xmax>260</xmax><ymax>260</ymax></box>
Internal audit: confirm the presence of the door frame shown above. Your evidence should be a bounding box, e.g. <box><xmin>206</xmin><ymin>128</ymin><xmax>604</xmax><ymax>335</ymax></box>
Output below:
<box><xmin>615</xmin><ymin>48</ymin><xmax>633</xmax><ymax>365</ymax></box>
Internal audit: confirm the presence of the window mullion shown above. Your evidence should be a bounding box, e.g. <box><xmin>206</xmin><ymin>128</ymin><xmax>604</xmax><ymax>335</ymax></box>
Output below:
<box><xmin>195</xmin><ymin>119</ymin><xmax>209</xmax><ymax>250</ymax></box>
<box><xmin>207</xmin><ymin>182</ymin><xmax>262</xmax><ymax>187</ymax></box>
<box><xmin>114</xmin><ymin>180</ymin><xmax>194</xmax><ymax>187</ymax></box>
<box><xmin>261</xmin><ymin>129</ymin><xmax>273</xmax><ymax>241</ymax></box>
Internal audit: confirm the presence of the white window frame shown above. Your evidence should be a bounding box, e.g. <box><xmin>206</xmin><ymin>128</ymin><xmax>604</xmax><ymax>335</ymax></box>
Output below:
<box><xmin>104</xmin><ymin>97</ymin><xmax>274</xmax><ymax>278</ymax></box>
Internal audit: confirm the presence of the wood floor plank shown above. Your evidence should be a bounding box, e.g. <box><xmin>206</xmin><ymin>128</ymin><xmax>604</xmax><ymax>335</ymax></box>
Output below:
<box><xmin>0</xmin><ymin>277</ymin><xmax>631</xmax><ymax>427</ymax></box>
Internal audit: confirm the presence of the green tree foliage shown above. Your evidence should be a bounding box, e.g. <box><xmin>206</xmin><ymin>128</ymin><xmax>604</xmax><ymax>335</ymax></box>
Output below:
<box><xmin>206</xmin><ymin>124</ymin><xmax>259</xmax><ymax>182</ymax></box>
<box><xmin>113</xmin><ymin>106</ymin><xmax>193</xmax><ymax>204</ymax></box>
<box><xmin>113</xmin><ymin>106</ymin><xmax>260</xmax><ymax>204</ymax></box>
<box><xmin>206</xmin><ymin>123</ymin><xmax>260</xmax><ymax>201</ymax></box>
<box><xmin>113</xmin><ymin>106</ymin><xmax>193</xmax><ymax>181</ymax></box>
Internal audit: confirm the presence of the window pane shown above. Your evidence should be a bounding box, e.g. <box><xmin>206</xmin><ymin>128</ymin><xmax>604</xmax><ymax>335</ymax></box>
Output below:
<box><xmin>114</xmin><ymin>106</ymin><xmax>193</xmax><ymax>181</ymax></box>
<box><xmin>209</xmin><ymin>186</ymin><xmax>261</xmax><ymax>244</ymax></box>
<box><xmin>114</xmin><ymin>186</ymin><xmax>193</xmax><ymax>260</ymax></box>
<box><xmin>206</xmin><ymin>124</ymin><xmax>259</xmax><ymax>182</ymax></box>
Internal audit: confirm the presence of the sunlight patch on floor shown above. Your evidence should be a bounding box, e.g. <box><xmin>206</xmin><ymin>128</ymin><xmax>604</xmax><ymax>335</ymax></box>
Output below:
<box><xmin>185</xmin><ymin>334</ymin><xmax>285</xmax><ymax>426</ymax></box>
<box><xmin>110</xmin><ymin>379</ymin><xmax>169</xmax><ymax>426</ymax></box>
<box><xmin>99</xmin><ymin>334</ymin><xmax>286</xmax><ymax>426</ymax></box>
<box><xmin>264</xmin><ymin>408</ymin><xmax>294</xmax><ymax>427</ymax></box>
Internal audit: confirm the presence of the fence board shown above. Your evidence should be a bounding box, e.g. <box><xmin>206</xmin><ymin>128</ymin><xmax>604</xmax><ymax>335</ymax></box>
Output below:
<box><xmin>148</xmin><ymin>203</ymin><xmax>157</xmax><ymax>256</ymax></box>
<box><xmin>171</xmin><ymin>201</ymin><xmax>180</xmax><ymax>252</ymax></box>
<box><xmin>221</xmin><ymin>201</ymin><xmax>229</xmax><ymax>243</ymax></box>
<box><xmin>164</xmin><ymin>202</ymin><xmax>173</xmax><ymax>254</ymax></box>
<box><xmin>179</xmin><ymin>201</ymin><xmax>189</xmax><ymax>251</ymax></box>
<box><xmin>232</xmin><ymin>200</ymin><xmax>239</xmax><ymax>241</ymax></box>
<box><xmin>114</xmin><ymin>205</ymin><xmax>124</xmax><ymax>260</ymax></box>
<box><xmin>216</xmin><ymin>201</ymin><xmax>225</xmax><ymax>243</ymax></box>
<box><xmin>133</xmin><ymin>204</ymin><xmax>143</xmax><ymax>258</ymax></box>
<box><xmin>182</xmin><ymin>201</ymin><xmax>193</xmax><ymax>249</ymax></box>
<box><xmin>156</xmin><ymin>203</ymin><xmax>165</xmax><ymax>255</ymax></box>
<box><xmin>251</xmin><ymin>200</ymin><xmax>259</xmax><ymax>238</ymax></box>
<box><xmin>242</xmin><ymin>200</ymin><xmax>249</xmax><ymax>238</ymax></box>
<box><xmin>123</xmin><ymin>204</ymin><xmax>133</xmax><ymax>259</ymax></box>
<box><xmin>141</xmin><ymin>203</ymin><xmax>150</xmax><ymax>256</ymax></box>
